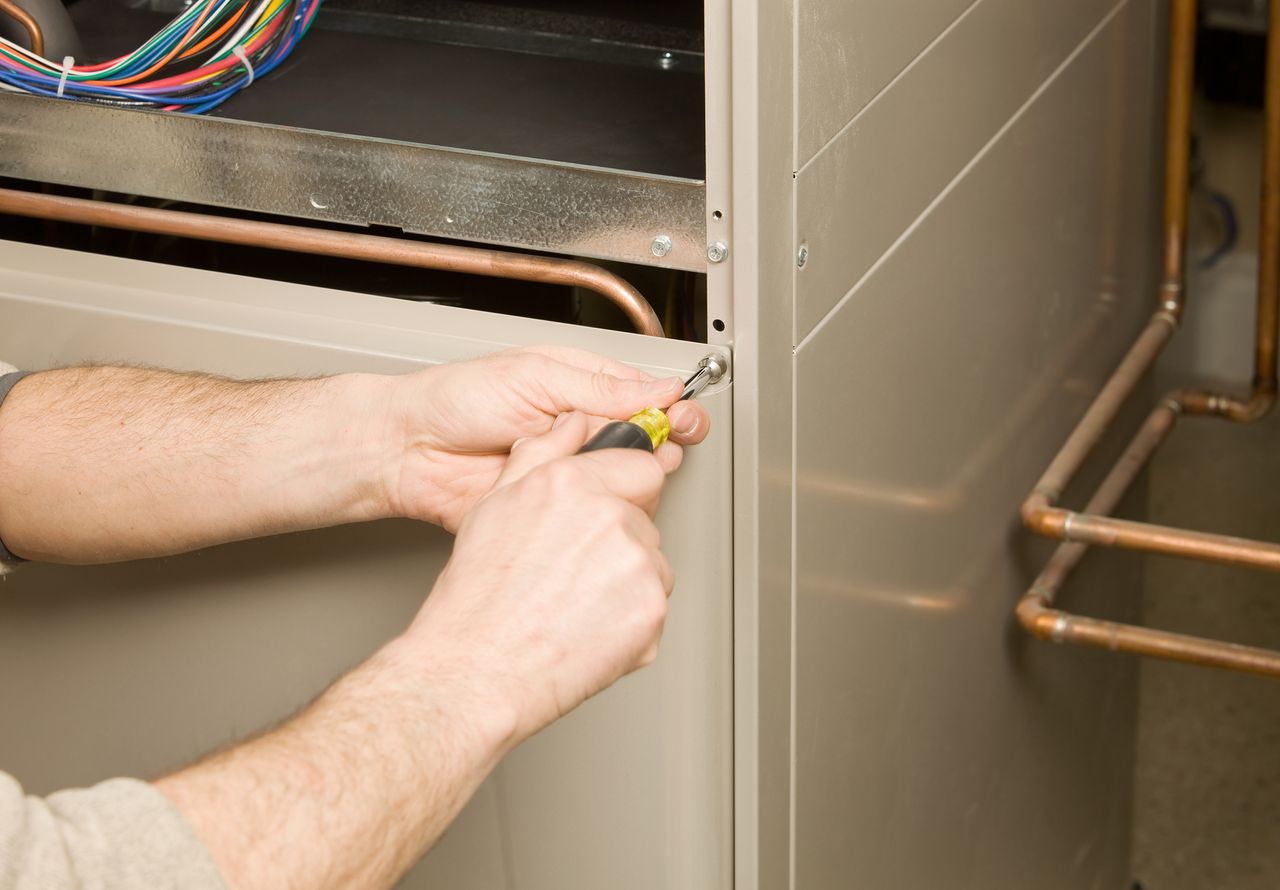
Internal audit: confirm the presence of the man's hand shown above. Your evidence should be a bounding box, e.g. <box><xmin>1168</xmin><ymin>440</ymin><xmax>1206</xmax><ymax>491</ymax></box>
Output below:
<box><xmin>405</xmin><ymin>410</ymin><xmax>676</xmax><ymax>739</ymax></box>
<box><xmin>385</xmin><ymin>345</ymin><xmax>710</xmax><ymax>531</ymax></box>
<box><xmin>159</xmin><ymin>409</ymin><xmax>686</xmax><ymax>890</ymax></box>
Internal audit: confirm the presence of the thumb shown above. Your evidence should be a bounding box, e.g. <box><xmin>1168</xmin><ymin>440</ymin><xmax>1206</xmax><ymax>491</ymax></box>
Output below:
<box><xmin>494</xmin><ymin>411</ymin><xmax>592</xmax><ymax>488</ymax></box>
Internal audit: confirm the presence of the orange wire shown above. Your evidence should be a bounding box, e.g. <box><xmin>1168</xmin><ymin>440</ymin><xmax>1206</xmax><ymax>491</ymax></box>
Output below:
<box><xmin>95</xmin><ymin>1</ymin><xmax>218</xmax><ymax>86</ymax></box>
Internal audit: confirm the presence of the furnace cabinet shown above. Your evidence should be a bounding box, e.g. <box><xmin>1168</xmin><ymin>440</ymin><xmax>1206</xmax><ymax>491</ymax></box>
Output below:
<box><xmin>0</xmin><ymin>1</ymin><xmax>1160</xmax><ymax>887</ymax></box>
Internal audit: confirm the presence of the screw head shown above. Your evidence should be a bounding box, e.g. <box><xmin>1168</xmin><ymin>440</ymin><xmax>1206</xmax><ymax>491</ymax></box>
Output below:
<box><xmin>797</xmin><ymin>244</ymin><xmax>809</xmax><ymax>268</ymax></box>
<box><xmin>651</xmin><ymin>235</ymin><xmax>673</xmax><ymax>258</ymax></box>
<box><xmin>707</xmin><ymin>240</ymin><xmax>729</xmax><ymax>263</ymax></box>
<box><xmin>658</xmin><ymin>52</ymin><xmax>676</xmax><ymax>70</ymax></box>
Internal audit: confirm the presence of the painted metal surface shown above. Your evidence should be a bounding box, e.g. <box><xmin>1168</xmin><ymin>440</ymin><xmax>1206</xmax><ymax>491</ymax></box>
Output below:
<box><xmin>0</xmin><ymin>95</ymin><xmax>707</xmax><ymax>272</ymax></box>
<box><xmin>0</xmin><ymin>240</ymin><xmax>732</xmax><ymax>890</ymax></box>
<box><xmin>725</xmin><ymin>0</ymin><xmax>796</xmax><ymax>888</ymax></box>
<box><xmin>793</xmin><ymin>0</ymin><xmax>1120</xmax><ymax>343</ymax></box>
<box><xmin>796</xmin><ymin>0</ymin><xmax>973</xmax><ymax>164</ymax></box>
<box><xmin>791</xmin><ymin>0</ymin><xmax>1158</xmax><ymax>886</ymax></box>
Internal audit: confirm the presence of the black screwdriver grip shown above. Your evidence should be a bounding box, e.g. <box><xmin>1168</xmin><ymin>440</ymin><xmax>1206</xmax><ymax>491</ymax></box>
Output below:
<box><xmin>576</xmin><ymin>421</ymin><xmax>656</xmax><ymax>454</ymax></box>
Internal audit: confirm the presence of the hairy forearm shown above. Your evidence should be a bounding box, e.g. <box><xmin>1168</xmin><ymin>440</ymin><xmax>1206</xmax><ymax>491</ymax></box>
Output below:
<box><xmin>0</xmin><ymin>366</ymin><xmax>399</xmax><ymax>563</ymax></box>
<box><xmin>156</xmin><ymin>636</ymin><xmax>516</xmax><ymax>890</ymax></box>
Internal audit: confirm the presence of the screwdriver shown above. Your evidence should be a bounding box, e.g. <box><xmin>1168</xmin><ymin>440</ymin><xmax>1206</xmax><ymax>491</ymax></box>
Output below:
<box><xmin>577</xmin><ymin>354</ymin><xmax>729</xmax><ymax>454</ymax></box>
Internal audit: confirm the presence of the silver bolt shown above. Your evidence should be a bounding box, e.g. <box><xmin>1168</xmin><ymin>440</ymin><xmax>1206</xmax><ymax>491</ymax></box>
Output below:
<box><xmin>707</xmin><ymin>240</ymin><xmax>729</xmax><ymax>263</ymax></box>
<box><xmin>658</xmin><ymin>52</ymin><xmax>676</xmax><ymax>70</ymax></box>
<box><xmin>308</xmin><ymin>195</ymin><xmax>330</xmax><ymax>210</ymax></box>
<box><xmin>797</xmin><ymin>244</ymin><xmax>809</xmax><ymax>268</ymax></box>
<box><xmin>651</xmin><ymin>235</ymin><xmax>673</xmax><ymax>258</ymax></box>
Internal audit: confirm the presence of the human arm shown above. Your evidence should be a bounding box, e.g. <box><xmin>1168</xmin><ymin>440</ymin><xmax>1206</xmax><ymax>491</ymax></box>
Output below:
<box><xmin>0</xmin><ymin>346</ymin><xmax>708</xmax><ymax>563</ymax></box>
<box><xmin>155</xmin><ymin>412</ymin><xmax>680</xmax><ymax>890</ymax></box>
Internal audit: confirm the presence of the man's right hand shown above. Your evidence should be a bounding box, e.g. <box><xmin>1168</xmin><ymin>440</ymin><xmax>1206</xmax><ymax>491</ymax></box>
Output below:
<box><xmin>402</xmin><ymin>410</ymin><xmax>679</xmax><ymax>745</ymax></box>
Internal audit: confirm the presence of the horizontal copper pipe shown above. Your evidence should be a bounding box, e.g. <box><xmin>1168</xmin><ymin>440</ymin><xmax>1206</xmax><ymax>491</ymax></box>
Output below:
<box><xmin>1052</xmin><ymin>510</ymin><xmax>1280</xmax><ymax>571</ymax></box>
<box><xmin>0</xmin><ymin>188</ymin><xmax>666</xmax><ymax>337</ymax></box>
<box><xmin>1019</xmin><ymin>604</ymin><xmax>1280</xmax><ymax>677</ymax></box>
<box><xmin>0</xmin><ymin>0</ymin><xmax>44</xmax><ymax>57</ymax></box>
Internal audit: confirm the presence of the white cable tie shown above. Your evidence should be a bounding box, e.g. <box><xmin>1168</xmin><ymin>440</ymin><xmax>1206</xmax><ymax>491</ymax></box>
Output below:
<box><xmin>56</xmin><ymin>56</ymin><xmax>74</xmax><ymax>98</ymax></box>
<box><xmin>232</xmin><ymin>45</ymin><xmax>254</xmax><ymax>86</ymax></box>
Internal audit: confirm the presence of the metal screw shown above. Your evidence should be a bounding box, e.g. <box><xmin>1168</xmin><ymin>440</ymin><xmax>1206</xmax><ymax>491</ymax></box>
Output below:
<box><xmin>651</xmin><ymin>235</ymin><xmax>673</xmax><ymax>258</ymax></box>
<box><xmin>707</xmin><ymin>240</ymin><xmax>729</xmax><ymax>263</ymax></box>
<box><xmin>308</xmin><ymin>194</ymin><xmax>330</xmax><ymax>210</ymax></box>
<box><xmin>797</xmin><ymin>244</ymin><xmax>809</xmax><ymax>268</ymax></box>
<box><xmin>658</xmin><ymin>52</ymin><xmax>676</xmax><ymax>70</ymax></box>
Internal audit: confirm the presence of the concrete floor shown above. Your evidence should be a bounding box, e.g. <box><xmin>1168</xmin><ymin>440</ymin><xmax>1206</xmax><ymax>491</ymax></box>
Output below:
<box><xmin>1131</xmin><ymin>408</ymin><xmax>1280</xmax><ymax>889</ymax></box>
<box><xmin>1129</xmin><ymin>102</ymin><xmax>1280</xmax><ymax>890</ymax></box>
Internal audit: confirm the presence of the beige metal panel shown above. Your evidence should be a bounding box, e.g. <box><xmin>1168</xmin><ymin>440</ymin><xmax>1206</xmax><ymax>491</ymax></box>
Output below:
<box><xmin>0</xmin><ymin>242</ymin><xmax>732</xmax><ymax>890</ymax></box>
<box><xmin>793</xmin><ymin>0</ymin><xmax>1157</xmax><ymax>885</ymax></box>
<box><xmin>728</xmin><ymin>0</ymin><xmax>800</xmax><ymax>887</ymax></box>
<box><xmin>797</xmin><ymin>0</ymin><xmax>974</xmax><ymax>164</ymax></box>
<box><xmin>794</xmin><ymin>0</ymin><xmax>1120</xmax><ymax>344</ymax></box>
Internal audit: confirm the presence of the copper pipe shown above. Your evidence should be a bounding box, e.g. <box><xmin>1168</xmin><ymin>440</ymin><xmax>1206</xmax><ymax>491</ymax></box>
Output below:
<box><xmin>0</xmin><ymin>188</ymin><xmax>666</xmax><ymax>337</ymax></box>
<box><xmin>1019</xmin><ymin>395</ymin><xmax>1280</xmax><ymax>678</ymax></box>
<box><xmin>1019</xmin><ymin>606</ymin><xmax>1280</xmax><ymax>676</ymax></box>
<box><xmin>1158</xmin><ymin>0</ymin><xmax>1198</xmax><ymax>313</ymax></box>
<box><xmin>1015</xmin><ymin>0</ymin><xmax>1280</xmax><ymax>677</ymax></box>
<box><xmin>1024</xmin><ymin>312</ymin><xmax>1177</xmax><ymax>519</ymax></box>
<box><xmin>0</xmin><ymin>0</ymin><xmax>44</xmax><ymax>57</ymax></box>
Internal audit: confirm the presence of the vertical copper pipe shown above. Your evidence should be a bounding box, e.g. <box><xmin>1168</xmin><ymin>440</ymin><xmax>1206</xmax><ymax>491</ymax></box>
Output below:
<box><xmin>0</xmin><ymin>0</ymin><xmax>44</xmax><ymax>57</ymax></box>
<box><xmin>1253</xmin><ymin>0</ymin><xmax>1280</xmax><ymax>396</ymax></box>
<box><xmin>1160</xmin><ymin>0</ymin><xmax>1198</xmax><ymax>316</ymax></box>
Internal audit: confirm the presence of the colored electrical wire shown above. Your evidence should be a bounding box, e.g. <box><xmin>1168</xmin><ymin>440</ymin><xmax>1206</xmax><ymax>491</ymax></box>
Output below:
<box><xmin>0</xmin><ymin>0</ymin><xmax>321</xmax><ymax>114</ymax></box>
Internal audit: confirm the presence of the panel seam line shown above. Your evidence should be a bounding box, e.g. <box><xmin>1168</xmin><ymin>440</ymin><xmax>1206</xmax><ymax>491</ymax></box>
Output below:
<box><xmin>795</xmin><ymin>0</ymin><xmax>1131</xmax><ymax>353</ymax></box>
<box><xmin>795</xmin><ymin>0</ymin><xmax>984</xmax><ymax>177</ymax></box>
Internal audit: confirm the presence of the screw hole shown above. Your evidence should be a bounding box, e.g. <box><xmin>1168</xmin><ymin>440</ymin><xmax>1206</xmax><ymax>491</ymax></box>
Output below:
<box><xmin>712</xmin><ymin>318</ymin><xmax>725</xmax><ymax>332</ymax></box>
<box><xmin>711</xmin><ymin>210</ymin><xmax>722</xmax><ymax>220</ymax></box>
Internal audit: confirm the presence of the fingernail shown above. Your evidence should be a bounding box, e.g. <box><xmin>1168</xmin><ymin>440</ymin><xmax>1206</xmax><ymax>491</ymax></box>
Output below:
<box><xmin>669</xmin><ymin>405</ymin><xmax>699</xmax><ymax>436</ymax></box>
<box><xmin>552</xmin><ymin>412</ymin><xmax>571</xmax><ymax>430</ymax></box>
<box><xmin>511</xmin><ymin>436</ymin><xmax>530</xmax><ymax>450</ymax></box>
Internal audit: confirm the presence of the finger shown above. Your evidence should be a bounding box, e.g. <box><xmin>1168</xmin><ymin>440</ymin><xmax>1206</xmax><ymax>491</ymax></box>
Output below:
<box><xmin>664</xmin><ymin>401</ymin><xmax>711</xmax><ymax>445</ymax></box>
<box><xmin>518</xmin><ymin>345</ymin><xmax>652</xmax><ymax>381</ymax></box>
<box><xmin>654</xmin><ymin>549</ymin><xmax>675</xmax><ymax>598</ymax></box>
<box><xmin>652</xmin><ymin>440</ymin><xmax>685</xmax><ymax>475</ymax></box>
<box><xmin>621</xmin><ymin>503</ymin><xmax>661</xmax><ymax>550</ymax></box>
<box><xmin>535</xmin><ymin>364</ymin><xmax>683</xmax><ymax>421</ymax></box>
<box><xmin>495</xmin><ymin>411</ymin><xmax>592</xmax><ymax>488</ymax></box>
<box><xmin>572</xmin><ymin>448</ymin><xmax>667</xmax><ymax>516</ymax></box>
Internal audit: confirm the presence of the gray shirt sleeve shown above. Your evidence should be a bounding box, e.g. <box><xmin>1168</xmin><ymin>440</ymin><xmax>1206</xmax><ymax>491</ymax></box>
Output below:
<box><xmin>0</xmin><ymin>362</ymin><xmax>29</xmax><ymax>575</ymax></box>
<box><xmin>0</xmin><ymin>771</ymin><xmax>228</xmax><ymax>890</ymax></box>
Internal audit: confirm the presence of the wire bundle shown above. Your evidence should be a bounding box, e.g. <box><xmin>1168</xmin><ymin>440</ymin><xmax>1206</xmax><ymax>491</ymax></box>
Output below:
<box><xmin>0</xmin><ymin>0</ymin><xmax>322</xmax><ymax>114</ymax></box>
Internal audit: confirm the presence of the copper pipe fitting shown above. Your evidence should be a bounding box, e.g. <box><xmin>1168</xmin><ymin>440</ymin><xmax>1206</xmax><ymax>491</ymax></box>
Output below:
<box><xmin>1015</xmin><ymin>0</ymin><xmax>1280</xmax><ymax>677</ymax></box>
<box><xmin>0</xmin><ymin>188</ymin><xmax>666</xmax><ymax>337</ymax></box>
<box><xmin>0</xmin><ymin>0</ymin><xmax>44</xmax><ymax>57</ymax></box>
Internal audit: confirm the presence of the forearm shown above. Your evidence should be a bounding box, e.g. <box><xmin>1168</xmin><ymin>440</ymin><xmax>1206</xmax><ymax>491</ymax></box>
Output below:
<box><xmin>0</xmin><ymin>366</ymin><xmax>400</xmax><ymax>563</ymax></box>
<box><xmin>156</xmin><ymin>635</ymin><xmax>516</xmax><ymax>890</ymax></box>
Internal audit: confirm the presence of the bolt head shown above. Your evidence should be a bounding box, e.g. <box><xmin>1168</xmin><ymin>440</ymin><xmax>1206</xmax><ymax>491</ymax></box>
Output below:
<box><xmin>797</xmin><ymin>244</ymin><xmax>809</xmax><ymax>268</ymax></box>
<box><xmin>707</xmin><ymin>240</ymin><xmax>729</xmax><ymax>263</ymax></box>
<box><xmin>651</xmin><ymin>235</ymin><xmax>673</xmax><ymax>258</ymax></box>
